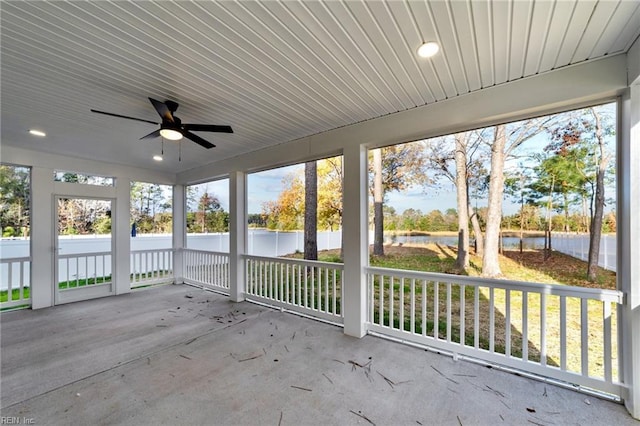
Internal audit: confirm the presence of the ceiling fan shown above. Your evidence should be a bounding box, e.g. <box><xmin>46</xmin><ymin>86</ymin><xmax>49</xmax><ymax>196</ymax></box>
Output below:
<box><xmin>91</xmin><ymin>97</ymin><xmax>233</xmax><ymax>149</ymax></box>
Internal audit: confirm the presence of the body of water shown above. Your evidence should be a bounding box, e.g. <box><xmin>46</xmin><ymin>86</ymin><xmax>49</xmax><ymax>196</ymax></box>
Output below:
<box><xmin>388</xmin><ymin>234</ymin><xmax>547</xmax><ymax>250</ymax></box>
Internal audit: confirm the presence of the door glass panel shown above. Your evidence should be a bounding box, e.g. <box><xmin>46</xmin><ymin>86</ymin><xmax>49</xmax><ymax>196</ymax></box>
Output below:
<box><xmin>56</xmin><ymin>198</ymin><xmax>112</xmax><ymax>293</ymax></box>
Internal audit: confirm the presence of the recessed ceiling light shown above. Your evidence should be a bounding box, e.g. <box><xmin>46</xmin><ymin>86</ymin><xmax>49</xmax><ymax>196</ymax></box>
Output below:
<box><xmin>153</xmin><ymin>155</ymin><xmax>163</xmax><ymax>161</ymax></box>
<box><xmin>29</xmin><ymin>129</ymin><xmax>46</xmax><ymax>137</ymax></box>
<box><xmin>417</xmin><ymin>41</ymin><xmax>439</xmax><ymax>58</ymax></box>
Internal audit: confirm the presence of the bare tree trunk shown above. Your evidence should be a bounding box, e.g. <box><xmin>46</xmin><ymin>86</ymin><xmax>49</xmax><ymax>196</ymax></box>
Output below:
<box><xmin>587</xmin><ymin>109</ymin><xmax>608</xmax><ymax>281</ymax></box>
<box><xmin>304</xmin><ymin>161</ymin><xmax>318</xmax><ymax>261</ymax></box>
<box><xmin>373</xmin><ymin>149</ymin><xmax>384</xmax><ymax>256</ymax></box>
<box><xmin>545</xmin><ymin>175</ymin><xmax>555</xmax><ymax>260</ymax></box>
<box><xmin>454</xmin><ymin>133</ymin><xmax>469</xmax><ymax>271</ymax></box>
<box><xmin>468</xmin><ymin>204</ymin><xmax>483</xmax><ymax>256</ymax></box>
<box><xmin>482</xmin><ymin>125</ymin><xmax>506</xmax><ymax>277</ymax></box>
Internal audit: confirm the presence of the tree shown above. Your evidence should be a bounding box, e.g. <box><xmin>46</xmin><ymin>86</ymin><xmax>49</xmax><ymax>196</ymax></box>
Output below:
<box><xmin>483</xmin><ymin>117</ymin><xmax>553</xmax><ymax>277</ymax></box>
<box><xmin>317</xmin><ymin>156</ymin><xmax>344</xmax><ymax>259</ymax></box>
<box><xmin>197</xmin><ymin>192</ymin><xmax>222</xmax><ymax>233</ymax></box>
<box><xmin>454</xmin><ymin>133</ymin><xmax>469</xmax><ymax>270</ymax></box>
<box><xmin>317</xmin><ymin>157</ymin><xmax>343</xmax><ymax>231</ymax></box>
<box><xmin>483</xmin><ymin>125</ymin><xmax>507</xmax><ymax>277</ymax></box>
<box><xmin>425</xmin><ymin>132</ymin><xmax>488</xmax><ymax>258</ymax></box>
<box><xmin>261</xmin><ymin>172</ymin><xmax>305</xmax><ymax>231</ymax></box>
<box><xmin>131</xmin><ymin>182</ymin><xmax>172</xmax><ymax>234</ymax></box>
<box><xmin>304</xmin><ymin>161</ymin><xmax>318</xmax><ymax>260</ymax></box>
<box><xmin>57</xmin><ymin>198</ymin><xmax>111</xmax><ymax>235</ymax></box>
<box><xmin>370</xmin><ymin>144</ymin><xmax>429</xmax><ymax>256</ymax></box>
<box><xmin>585</xmin><ymin>108</ymin><xmax>611</xmax><ymax>281</ymax></box>
<box><xmin>372</xmin><ymin>148</ymin><xmax>384</xmax><ymax>255</ymax></box>
<box><xmin>0</xmin><ymin>165</ymin><xmax>30</xmax><ymax>237</ymax></box>
<box><xmin>527</xmin><ymin>149</ymin><xmax>589</xmax><ymax>234</ymax></box>
<box><xmin>544</xmin><ymin>106</ymin><xmax>614</xmax><ymax>281</ymax></box>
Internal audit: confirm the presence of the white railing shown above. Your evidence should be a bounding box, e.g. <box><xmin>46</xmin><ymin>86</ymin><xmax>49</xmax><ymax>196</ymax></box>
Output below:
<box><xmin>553</xmin><ymin>232</ymin><xmax>616</xmax><ymax>272</ymax></box>
<box><xmin>244</xmin><ymin>255</ymin><xmax>343</xmax><ymax>324</ymax></box>
<box><xmin>365</xmin><ymin>266</ymin><xmax>624</xmax><ymax>396</ymax></box>
<box><xmin>183</xmin><ymin>249</ymin><xmax>229</xmax><ymax>293</ymax></box>
<box><xmin>58</xmin><ymin>252</ymin><xmax>112</xmax><ymax>290</ymax></box>
<box><xmin>130</xmin><ymin>249</ymin><xmax>174</xmax><ymax>288</ymax></box>
<box><xmin>1</xmin><ymin>257</ymin><xmax>31</xmax><ymax>309</ymax></box>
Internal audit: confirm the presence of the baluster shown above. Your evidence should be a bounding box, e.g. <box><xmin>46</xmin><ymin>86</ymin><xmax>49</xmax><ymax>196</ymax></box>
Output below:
<box><xmin>19</xmin><ymin>261</ymin><xmax>25</xmax><ymax>300</ymax></box>
<box><xmin>560</xmin><ymin>295</ymin><xmax>567</xmax><ymax>371</ymax></box>
<box><xmin>522</xmin><ymin>291</ymin><xmax>529</xmax><ymax>361</ymax></box>
<box><xmin>446</xmin><ymin>282</ymin><xmax>452</xmax><ymax>342</ymax></box>
<box><xmin>581</xmin><ymin>298</ymin><xmax>589</xmax><ymax>377</ymax></box>
<box><xmin>505</xmin><ymin>289</ymin><xmax>511</xmax><ymax>357</ymax></box>
<box><xmin>474</xmin><ymin>286</ymin><xmax>479</xmax><ymax>349</ymax></box>
<box><xmin>460</xmin><ymin>284</ymin><xmax>466</xmax><ymax>346</ymax></box>
<box><xmin>324</xmin><ymin>267</ymin><xmax>329</xmax><ymax>314</ymax></box>
<box><xmin>603</xmin><ymin>301</ymin><xmax>612</xmax><ymax>383</ymax></box>
<box><xmin>8</xmin><ymin>263</ymin><xmax>13</xmax><ymax>301</ymax></box>
<box><xmin>433</xmin><ymin>281</ymin><xmax>439</xmax><ymax>339</ymax></box>
<box><xmin>540</xmin><ymin>293</ymin><xmax>547</xmax><ymax>366</ymax></box>
<box><xmin>297</xmin><ymin>264</ymin><xmax>302</xmax><ymax>306</ymax></box>
<box><xmin>379</xmin><ymin>274</ymin><xmax>384</xmax><ymax>327</ymax></box>
<box><xmin>410</xmin><ymin>278</ymin><xmax>415</xmax><ymax>334</ymax></box>
<box><xmin>332</xmin><ymin>268</ymin><xmax>337</xmax><ymax>315</ymax></box>
<box><xmin>399</xmin><ymin>277</ymin><xmax>405</xmax><ymax>331</ymax></box>
<box><xmin>422</xmin><ymin>280</ymin><xmax>427</xmax><ymax>337</ymax></box>
<box><xmin>489</xmin><ymin>287</ymin><xmax>495</xmax><ymax>352</ymax></box>
<box><xmin>388</xmin><ymin>275</ymin><xmax>395</xmax><ymax>329</ymax></box>
<box><xmin>312</xmin><ymin>266</ymin><xmax>318</xmax><ymax>310</ymax></box>
<box><xmin>368</xmin><ymin>274</ymin><xmax>373</xmax><ymax>323</ymax></box>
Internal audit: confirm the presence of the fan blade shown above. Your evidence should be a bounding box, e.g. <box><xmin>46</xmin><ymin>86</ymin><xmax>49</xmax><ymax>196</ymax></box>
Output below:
<box><xmin>140</xmin><ymin>129</ymin><xmax>161</xmax><ymax>140</ymax></box>
<box><xmin>149</xmin><ymin>98</ymin><xmax>174</xmax><ymax>123</ymax></box>
<box><xmin>91</xmin><ymin>109</ymin><xmax>158</xmax><ymax>125</ymax></box>
<box><xmin>183</xmin><ymin>124</ymin><xmax>233</xmax><ymax>133</ymax></box>
<box><xmin>183</xmin><ymin>131</ymin><xmax>215</xmax><ymax>149</ymax></box>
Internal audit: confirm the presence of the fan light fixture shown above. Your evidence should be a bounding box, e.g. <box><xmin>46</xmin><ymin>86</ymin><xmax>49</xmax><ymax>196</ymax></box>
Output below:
<box><xmin>417</xmin><ymin>41</ymin><xmax>439</xmax><ymax>58</ymax></box>
<box><xmin>29</xmin><ymin>129</ymin><xmax>46</xmax><ymax>137</ymax></box>
<box><xmin>153</xmin><ymin>155</ymin><xmax>163</xmax><ymax>161</ymax></box>
<box><xmin>160</xmin><ymin>128</ymin><xmax>183</xmax><ymax>141</ymax></box>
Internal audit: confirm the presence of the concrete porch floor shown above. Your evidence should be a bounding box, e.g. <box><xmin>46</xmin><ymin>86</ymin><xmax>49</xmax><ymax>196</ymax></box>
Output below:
<box><xmin>1</xmin><ymin>284</ymin><xmax>636</xmax><ymax>425</ymax></box>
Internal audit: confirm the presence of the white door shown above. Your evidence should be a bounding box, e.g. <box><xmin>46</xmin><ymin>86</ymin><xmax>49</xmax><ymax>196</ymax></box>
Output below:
<box><xmin>54</xmin><ymin>197</ymin><xmax>114</xmax><ymax>305</ymax></box>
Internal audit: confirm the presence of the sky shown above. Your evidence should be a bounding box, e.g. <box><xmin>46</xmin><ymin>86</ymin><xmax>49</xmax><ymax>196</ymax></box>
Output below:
<box><xmin>190</xmin><ymin>152</ymin><xmax>527</xmax><ymax>216</ymax></box>
<box><xmin>191</xmin><ymin>165</ymin><xmax>485</xmax><ymax>216</ymax></box>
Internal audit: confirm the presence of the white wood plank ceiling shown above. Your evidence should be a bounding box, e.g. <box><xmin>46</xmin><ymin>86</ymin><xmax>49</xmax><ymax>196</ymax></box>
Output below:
<box><xmin>1</xmin><ymin>0</ymin><xmax>639</xmax><ymax>173</ymax></box>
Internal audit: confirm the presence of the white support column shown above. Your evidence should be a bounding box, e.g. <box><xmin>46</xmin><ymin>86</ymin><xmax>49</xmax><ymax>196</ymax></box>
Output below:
<box><xmin>229</xmin><ymin>171</ymin><xmax>247</xmax><ymax>302</ymax></box>
<box><xmin>172</xmin><ymin>184</ymin><xmax>186</xmax><ymax>284</ymax></box>
<box><xmin>114</xmin><ymin>179</ymin><xmax>130</xmax><ymax>295</ymax></box>
<box><xmin>30</xmin><ymin>166</ymin><xmax>55</xmax><ymax>309</ymax></box>
<box><xmin>620</xmin><ymin>84</ymin><xmax>640</xmax><ymax>419</ymax></box>
<box><xmin>342</xmin><ymin>143</ymin><xmax>368</xmax><ymax>337</ymax></box>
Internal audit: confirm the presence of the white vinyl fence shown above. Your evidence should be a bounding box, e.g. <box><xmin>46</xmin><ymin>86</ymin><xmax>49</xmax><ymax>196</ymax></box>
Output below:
<box><xmin>553</xmin><ymin>233</ymin><xmax>616</xmax><ymax>272</ymax></box>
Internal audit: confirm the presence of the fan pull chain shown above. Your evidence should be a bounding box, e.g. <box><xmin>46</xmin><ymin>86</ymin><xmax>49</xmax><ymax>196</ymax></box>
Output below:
<box><xmin>161</xmin><ymin>137</ymin><xmax>164</xmax><ymax>155</ymax></box>
<box><xmin>179</xmin><ymin>139</ymin><xmax>182</xmax><ymax>162</ymax></box>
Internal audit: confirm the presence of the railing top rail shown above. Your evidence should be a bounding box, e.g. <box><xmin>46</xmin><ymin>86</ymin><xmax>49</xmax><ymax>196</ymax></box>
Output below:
<box><xmin>365</xmin><ymin>265</ymin><xmax>623</xmax><ymax>303</ymax></box>
<box><xmin>58</xmin><ymin>251</ymin><xmax>112</xmax><ymax>259</ymax></box>
<box><xmin>130</xmin><ymin>248</ymin><xmax>174</xmax><ymax>254</ymax></box>
<box><xmin>0</xmin><ymin>256</ymin><xmax>31</xmax><ymax>263</ymax></box>
<box><xmin>182</xmin><ymin>248</ymin><xmax>230</xmax><ymax>256</ymax></box>
<box><xmin>244</xmin><ymin>254</ymin><xmax>344</xmax><ymax>269</ymax></box>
